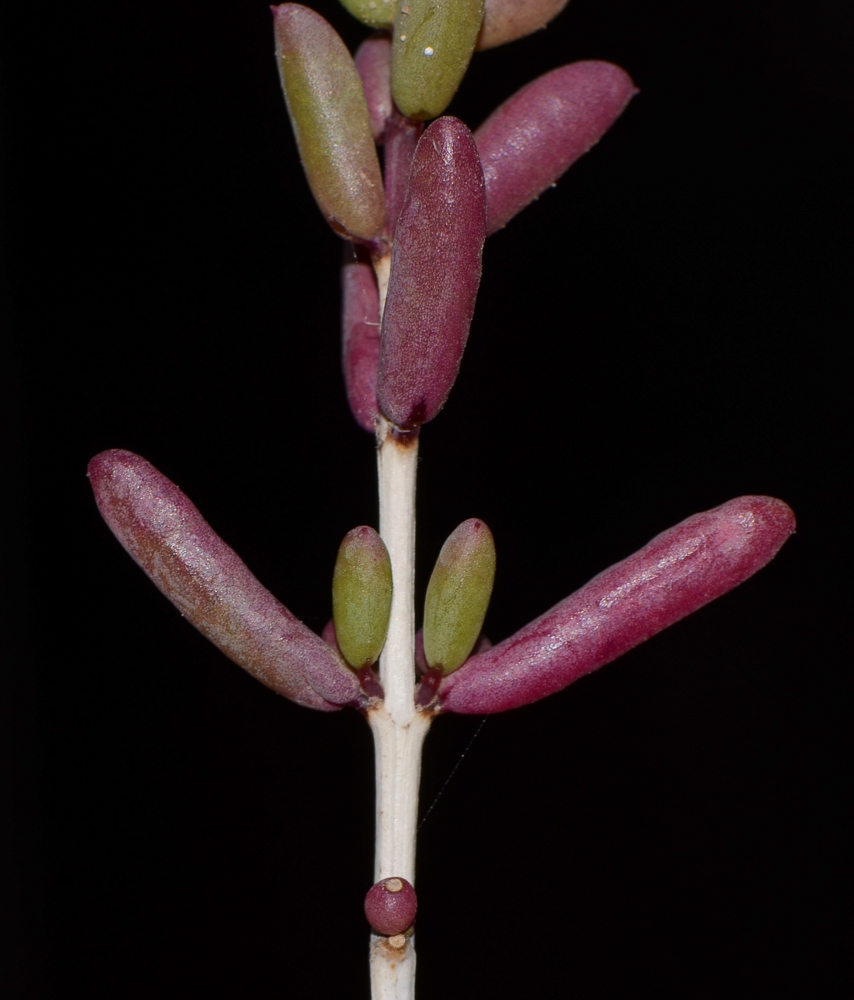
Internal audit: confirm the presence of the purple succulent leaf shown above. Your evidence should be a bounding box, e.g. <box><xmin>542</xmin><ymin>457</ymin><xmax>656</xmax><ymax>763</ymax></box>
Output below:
<box><xmin>476</xmin><ymin>0</ymin><xmax>570</xmax><ymax>50</ymax></box>
<box><xmin>474</xmin><ymin>61</ymin><xmax>638</xmax><ymax>235</ymax></box>
<box><xmin>89</xmin><ymin>449</ymin><xmax>361</xmax><ymax>710</ymax></box>
<box><xmin>344</xmin><ymin>321</ymin><xmax>381</xmax><ymax>431</ymax></box>
<box><xmin>438</xmin><ymin>496</ymin><xmax>795</xmax><ymax>714</ymax></box>
<box><xmin>383</xmin><ymin>114</ymin><xmax>424</xmax><ymax>239</ymax></box>
<box><xmin>342</xmin><ymin>244</ymin><xmax>381</xmax><ymax>432</ymax></box>
<box><xmin>354</xmin><ymin>34</ymin><xmax>393</xmax><ymax>143</ymax></box>
<box><xmin>321</xmin><ymin>617</ymin><xmax>338</xmax><ymax>648</ymax></box>
<box><xmin>377</xmin><ymin>117</ymin><xmax>486</xmax><ymax>430</ymax></box>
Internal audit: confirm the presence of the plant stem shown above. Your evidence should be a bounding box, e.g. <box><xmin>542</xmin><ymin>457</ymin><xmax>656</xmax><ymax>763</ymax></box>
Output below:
<box><xmin>367</xmin><ymin>706</ymin><xmax>429</xmax><ymax>1000</ymax></box>
<box><xmin>369</xmin><ymin>420</ymin><xmax>430</xmax><ymax>999</ymax></box>
<box><xmin>376</xmin><ymin>423</ymin><xmax>418</xmax><ymax>726</ymax></box>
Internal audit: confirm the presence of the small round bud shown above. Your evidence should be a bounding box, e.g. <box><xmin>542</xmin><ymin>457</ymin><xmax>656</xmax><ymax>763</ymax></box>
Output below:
<box><xmin>364</xmin><ymin>877</ymin><xmax>418</xmax><ymax>936</ymax></box>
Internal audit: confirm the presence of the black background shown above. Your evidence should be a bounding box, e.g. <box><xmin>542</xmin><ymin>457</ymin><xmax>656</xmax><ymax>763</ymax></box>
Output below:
<box><xmin>2</xmin><ymin>0</ymin><xmax>847</xmax><ymax>995</ymax></box>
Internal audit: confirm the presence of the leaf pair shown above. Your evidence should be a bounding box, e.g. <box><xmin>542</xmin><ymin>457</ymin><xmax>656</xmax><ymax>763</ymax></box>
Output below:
<box><xmin>90</xmin><ymin>452</ymin><xmax>794</xmax><ymax>717</ymax></box>
<box><xmin>331</xmin><ymin>517</ymin><xmax>496</xmax><ymax>678</ymax></box>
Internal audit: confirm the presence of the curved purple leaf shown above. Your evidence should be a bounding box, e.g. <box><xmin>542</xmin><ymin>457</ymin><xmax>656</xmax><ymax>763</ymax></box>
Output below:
<box><xmin>476</xmin><ymin>0</ymin><xmax>570</xmax><ymax>50</ymax></box>
<box><xmin>352</xmin><ymin>34</ymin><xmax>423</xmax><ymax>237</ymax></box>
<box><xmin>439</xmin><ymin>496</ymin><xmax>795</xmax><ymax>714</ymax></box>
<box><xmin>354</xmin><ymin>34</ymin><xmax>393</xmax><ymax>143</ymax></box>
<box><xmin>89</xmin><ymin>449</ymin><xmax>361</xmax><ymax>710</ymax></box>
<box><xmin>342</xmin><ymin>244</ymin><xmax>381</xmax><ymax>432</ymax></box>
<box><xmin>475</xmin><ymin>61</ymin><xmax>637</xmax><ymax>235</ymax></box>
<box><xmin>377</xmin><ymin>117</ymin><xmax>486</xmax><ymax>430</ymax></box>
<box><xmin>383</xmin><ymin>114</ymin><xmax>423</xmax><ymax>239</ymax></box>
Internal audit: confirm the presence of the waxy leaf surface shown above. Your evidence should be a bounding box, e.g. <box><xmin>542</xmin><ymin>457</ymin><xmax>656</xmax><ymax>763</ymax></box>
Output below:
<box><xmin>423</xmin><ymin>519</ymin><xmax>496</xmax><ymax>675</ymax></box>
<box><xmin>475</xmin><ymin>61</ymin><xmax>637</xmax><ymax>234</ymax></box>
<box><xmin>377</xmin><ymin>117</ymin><xmax>486</xmax><ymax>429</ymax></box>
<box><xmin>382</xmin><ymin>114</ymin><xmax>423</xmax><ymax>237</ymax></box>
<box><xmin>339</xmin><ymin>0</ymin><xmax>396</xmax><ymax>29</ymax></box>
<box><xmin>476</xmin><ymin>0</ymin><xmax>570</xmax><ymax>50</ymax></box>
<box><xmin>342</xmin><ymin>244</ymin><xmax>381</xmax><ymax>431</ymax></box>
<box><xmin>274</xmin><ymin>4</ymin><xmax>385</xmax><ymax>242</ymax></box>
<box><xmin>332</xmin><ymin>526</ymin><xmax>393</xmax><ymax>669</ymax></box>
<box><xmin>354</xmin><ymin>35</ymin><xmax>394</xmax><ymax>142</ymax></box>
<box><xmin>439</xmin><ymin>496</ymin><xmax>795</xmax><ymax>714</ymax></box>
<box><xmin>89</xmin><ymin>450</ymin><xmax>360</xmax><ymax>710</ymax></box>
<box><xmin>391</xmin><ymin>0</ymin><xmax>484</xmax><ymax>121</ymax></box>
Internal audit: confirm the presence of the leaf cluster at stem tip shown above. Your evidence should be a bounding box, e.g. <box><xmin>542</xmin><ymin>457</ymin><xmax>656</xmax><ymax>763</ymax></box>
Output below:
<box><xmin>89</xmin><ymin>1</ymin><xmax>795</xmax><ymax>727</ymax></box>
<box><xmin>272</xmin><ymin>2</ymin><xmax>637</xmax><ymax>432</ymax></box>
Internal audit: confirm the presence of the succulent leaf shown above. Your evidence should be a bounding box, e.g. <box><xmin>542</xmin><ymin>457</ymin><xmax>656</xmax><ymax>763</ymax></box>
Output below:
<box><xmin>391</xmin><ymin>0</ymin><xmax>485</xmax><ymax>121</ymax></box>
<box><xmin>439</xmin><ymin>496</ymin><xmax>796</xmax><ymax>714</ymax></box>
<box><xmin>416</xmin><ymin>626</ymin><xmax>491</xmax><ymax>674</ymax></box>
<box><xmin>476</xmin><ymin>0</ymin><xmax>570</xmax><ymax>50</ymax></box>
<box><xmin>339</xmin><ymin>0</ymin><xmax>397</xmax><ymax>29</ymax></box>
<box><xmin>423</xmin><ymin>519</ymin><xmax>496</xmax><ymax>675</ymax></box>
<box><xmin>353</xmin><ymin>35</ymin><xmax>424</xmax><ymax>235</ymax></box>
<box><xmin>342</xmin><ymin>244</ymin><xmax>381</xmax><ymax>432</ymax></box>
<box><xmin>323</xmin><ymin>619</ymin><xmax>386</xmax><ymax>698</ymax></box>
<box><xmin>354</xmin><ymin>34</ymin><xmax>394</xmax><ymax>142</ymax></box>
<box><xmin>376</xmin><ymin>117</ymin><xmax>486</xmax><ymax>429</ymax></box>
<box><xmin>332</xmin><ymin>527</ymin><xmax>394</xmax><ymax>669</ymax></box>
<box><xmin>474</xmin><ymin>61</ymin><xmax>637</xmax><ymax>234</ymax></box>
<box><xmin>89</xmin><ymin>449</ymin><xmax>360</xmax><ymax>710</ymax></box>
<box><xmin>273</xmin><ymin>4</ymin><xmax>385</xmax><ymax>242</ymax></box>
<box><xmin>382</xmin><ymin>114</ymin><xmax>423</xmax><ymax>237</ymax></box>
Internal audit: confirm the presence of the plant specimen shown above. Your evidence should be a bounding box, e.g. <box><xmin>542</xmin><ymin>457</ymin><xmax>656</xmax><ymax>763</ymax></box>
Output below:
<box><xmin>87</xmin><ymin>2</ymin><xmax>795</xmax><ymax>997</ymax></box>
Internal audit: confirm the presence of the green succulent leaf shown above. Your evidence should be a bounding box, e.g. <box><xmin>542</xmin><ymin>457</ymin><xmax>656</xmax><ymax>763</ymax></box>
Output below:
<box><xmin>332</xmin><ymin>527</ymin><xmax>394</xmax><ymax>669</ymax></box>
<box><xmin>273</xmin><ymin>4</ymin><xmax>386</xmax><ymax>242</ymax></box>
<box><xmin>423</xmin><ymin>519</ymin><xmax>496</xmax><ymax>675</ymax></box>
<box><xmin>391</xmin><ymin>0</ymin><xmax>485</xmax><ymax>121</ymax></box>
<box><xmin>339</xmin><ymin>0</ymin><xmax>397</xmax><ymax>29</ymax></box>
